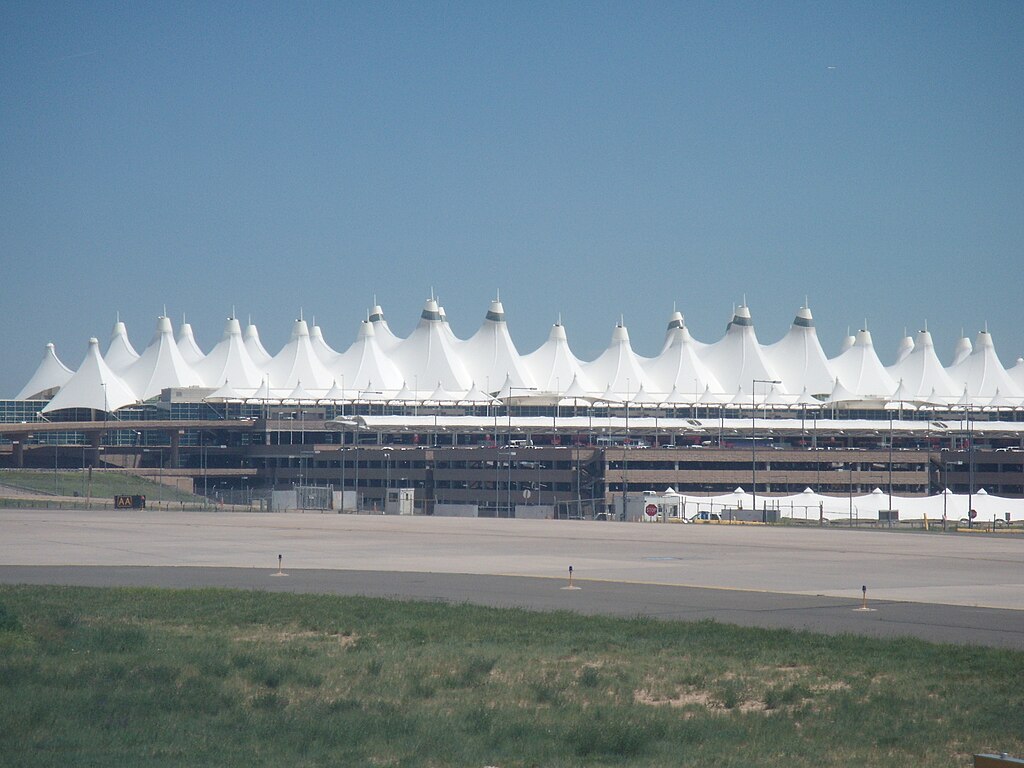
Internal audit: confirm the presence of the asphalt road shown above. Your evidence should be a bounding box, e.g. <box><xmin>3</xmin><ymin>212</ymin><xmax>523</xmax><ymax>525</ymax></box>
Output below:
<box><xmin>1</xmin><ymin>509</ymin><xmax>1021</xmax><ymax>649</ymax></box>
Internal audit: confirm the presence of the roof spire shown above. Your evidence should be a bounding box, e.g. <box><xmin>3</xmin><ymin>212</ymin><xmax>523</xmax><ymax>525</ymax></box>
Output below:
<box><xmin>299</xmin><ymin>307</ymin><xmax>304</xmax><ymax>322</ymax></box>
<box><xmin>162</xmin><ymin>304</ymin><xmax>167</xmax><ymax>318</ymax></box>
<box><xmin>116</xmin><ymin>310</ymin><xmax>120</xmax><ymax>322</ymax></box>
<box><xmin>496</xmin><ymin>287</ymin><xmax>500</xmax><ymax>301</ymax></box>
<box><xmin>804</xmin><ymin>294</ymin><xmax>809</xmax><ymax>308</ymax></box>
<box><xmin>557</xmin><ymin>312</ymin><xmax>562</xmax><ymax>326</ymax></box>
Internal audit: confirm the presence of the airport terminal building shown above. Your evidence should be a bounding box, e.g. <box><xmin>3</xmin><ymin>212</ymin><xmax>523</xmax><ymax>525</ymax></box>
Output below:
<box><xmin>3</xmin><ymin>297</ymin><xmax>1023</xmax><ymax>517</ymax></box>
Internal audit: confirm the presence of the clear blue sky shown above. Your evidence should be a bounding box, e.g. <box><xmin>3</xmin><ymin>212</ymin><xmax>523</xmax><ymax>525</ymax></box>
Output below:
<box><xmin>2</xmin><ymin>1</ymin><xmax>1022</xmax><ymax>396</ymax></box>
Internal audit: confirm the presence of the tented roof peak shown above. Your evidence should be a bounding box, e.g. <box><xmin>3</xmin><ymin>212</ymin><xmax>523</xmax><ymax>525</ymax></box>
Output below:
<box><xmin>369</xmin><ymin>304</ymin><xmax>386</xmax><ymax>322</ymax></box>
<box><xmin>42</xmin><ymin>338</ymin><xmax>138</xmax><ymax>413</ymax></box>
<box><xmin>854</xmin><ymin>329</ymin><xmax>874</xmax><ymax>347</ymax></box>
<box><xmin>486</xmin><ymin>299</ymin><xmax>505</xmax><ymax>322</ymax></box>
<box><xmin>420</xmin><ymin>298</ymin><xmax>441</xmax><ymax>322</ymax></box>
<box><xmin>666</xmin><ymin>310</ymin><xmax>685</xmax><ymax>330</ymax></box>
<box><xmin>793</xmin><ymin>306</ymin><xmax>814</xmax><ymax>326</ymax></box>
<box><xmin>15</xmin><ymin>342</ymin><xmax>74</xmax><ymax>400</ymax></box>
<box><xmin>290</xmin><ymin>319</ymin><xmax>310</xmax><ymax>340</ymax></box>
<box><xmin>610</xmin><ymin>324</ymin><xmax>630</xmax><ymax>343</ymax></box>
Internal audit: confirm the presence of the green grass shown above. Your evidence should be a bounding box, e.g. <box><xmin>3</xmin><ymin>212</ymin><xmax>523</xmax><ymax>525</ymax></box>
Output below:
<box><xmin>0</xmin><ymin>470</ymin><xmax>201</xmax><ymax>503</ymax></box>
<box><xmin>0</xmin><ymin>585</ymin><xmax>1021</xmax><ymax>767</ymax></box>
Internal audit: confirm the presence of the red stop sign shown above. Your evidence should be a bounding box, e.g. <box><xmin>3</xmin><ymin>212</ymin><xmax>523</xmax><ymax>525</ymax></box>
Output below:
<box><xmin>969</xmin><ymin>509</ymin><xmax>977</xmax><ymax>519</ymax></box>
<box><xmin>645</xmin><ymin>504</ymin><xmax>658</xmax><ymax>518</ymax></box>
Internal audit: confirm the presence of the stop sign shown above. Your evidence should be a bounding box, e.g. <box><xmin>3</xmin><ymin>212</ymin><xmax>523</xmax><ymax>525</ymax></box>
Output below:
<box><xmin>645</xmin><ymin>503</ymin><xmax>658</xmax><ymax>518</ymax></box>
<box><xmin>969</xmin><ymin>509</ymin><xmax>977</xmax><ymax>519</ymax></box>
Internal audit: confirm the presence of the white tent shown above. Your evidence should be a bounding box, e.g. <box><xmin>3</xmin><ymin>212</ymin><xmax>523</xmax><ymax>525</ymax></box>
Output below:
<box><xmin>948</xmin><ymin>330</ymin><xmax>1022</xmax><ymax>400</ymax></box>
<box><xmin>1010</xmin><ymin>358</ymin><xmax>1024</xmax><ymax>390</ymax></box>
<box><xmin>584</xmin><ymin>322</ymin><xmax>650</xmax><ymax>398</ymax></box>
<box><xmin>367</xmin><ymin>303</ymin><xmax>403</xmax><ymax>354</ymax></box>
<box><xmin>392</xmin><ymin>298</ymin><xmax>472</xmax><ymax>392</ymax></box>
<box><xmin>310</xmin><ymin>324</ymin><xmax>340</xmax><ymax>366</ymax></box>
<box><xmin>523</xmin><ymin>321</ymin><xmax>593</xmax><ymax>396</ymax></box>
<box><xmin>123</xmin><ymin>316</ymin><xmax>204</xmax><ymax>400</ymax></box>
<box><xmin>644</xmin><ymin>312</ymin><xmax>720</xmax><ymax>399</ymax></box>
<box><xmin>15</xmin><ymin>343</ymin><xmax>74</xmax><ymax>401</ymax></box>
<box><xmin>176</xmin><ymin>320</ymin><xmax>206</xmax><ymax>366</ymax></box>
<box><xmin>765</xmin><ymin>306</ymin><xmax>834</xmax><ymax>397</ymax></box>
<box><xmin>949</xmin><ymin>335</ymin><xmax>973</xmax><ymax>367</ymax></box>
<box><xmin>196</xmin><ymin>317</ymin><xmax>264</xmax><ymax>389</ymax></box>
<box><xmin>42</xmin><ymin>338</ymin><xmax>138</xmax><ymax>413</ymax></box>
<box><xmin>204</xmin><ymin>379</ymin><xmax>244</xmax><ymax>403</ymax></box>
<box><xmin>104</xmin><ymin>320</ymin><xmax>140</xmax><ymax>373</ymax></box>
<box><xmin>887</xmin><ymin>328</ymin><xmax>958</xmax><ymax>402</ymax></box>
<box><xmin>828</xmin><ymin>329</ymin><xmax>896</xmax><ymax>399</ymax></box>
<box><xmin>266</xmin><ymin>319</ymin><xmax>334</xmax><ymax>390</ymax></box>
<box><xmin>334</xmin><ymin>320</ymin><xmax>404</xmax><ymax>391</ymax></box>
<box><xmin>243</xmin><ymin>322</ymin><xmax>274</xmax><ymax>368</ymax></box>
<box><xmin>700</xmin><ymin>305</ymin><xmax>782</xmax><ymax>395</ymax></box>
<box><xmin>461</xmin><ymin>299</ymin><xmax>536</xmax><ymax>391</ymax></box>
<box><xmin>894</xmin><ymin>333</ymin><xmax>915</xmax><ymax>363</ymax></box>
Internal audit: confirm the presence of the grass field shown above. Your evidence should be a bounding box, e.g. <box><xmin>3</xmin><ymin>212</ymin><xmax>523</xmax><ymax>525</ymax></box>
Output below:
<box><xmin>1</xmin><ymin>585</ymin><xmax>1021</xmax><ymax>767</ymax></box>
<box><xmin>0</xmin><ymin>470</ymin><xmax>201</xmax><ymax>503</ymax></box>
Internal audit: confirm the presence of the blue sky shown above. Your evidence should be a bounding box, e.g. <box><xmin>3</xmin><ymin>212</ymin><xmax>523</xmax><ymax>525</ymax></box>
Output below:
<box><xmin>2</xmin><ymin>1</ymin><xmax>1022</xmax><ymax>396</ymax></box>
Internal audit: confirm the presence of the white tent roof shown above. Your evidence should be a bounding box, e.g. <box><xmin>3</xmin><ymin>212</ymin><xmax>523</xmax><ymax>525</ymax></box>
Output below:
<box><xmin>334</xmin><ymin>320</ymin><xmax>404</xmax><ymax>391</ymax></box>
<box><xmin>248</xmin><ymin>376</ymin><xmax>275</xmax><ymax>403</ymax></box>
<box><xmin>699</xmin><ymin>305</ymin><xmax>782</xmax><ymax>394</ymax></box>
<box><xmin>310</xmin><ymin>324</ymin><xmax>340</xmax><ymax>366</ymax></box>
<box><xmin>104</xmin><ymin>320</ymin><xmax>140</xmax><ymax>372</ymax></box>
<box><xmin>176</xmin><ymin>321</ymin><xmax>206</xmax><ymax>366</ymax></box>
<box><xmin>1010</xmin><ymin>357</ymin><xmax>1024</xmax><ymax>389</ymax></box>
<box><xmin>765</xmin><ymin>306</ymin><xmax>834</xmax><ymax>397</ymax></box>
<box><xmin>461</xmin><ymin>382</ymin><xmax>498</xmax><ymax>404</ymax></box>
<box><xmin>894</xmin><ymin>334</ymin><xmax>915</xmax><ymax>363</ymax></box>
<box><xmin>196</xmin><ymin>317</ymin><xmax>264</xmax><ymax>389</ymax></box>
<box><xmin>828</xmin><ymin>329</ymin><xmax>896</xmax><ymax>399</ymax></box>
<box><xmin>523</xmin><ymin>321</ymin><xmax>593</xmax><ymax>395</ymax></box>
<box><xmin>243</xmin><ymin>323</ymin><xmax>274</xmax><ymax>367</ymax></box>
<box><xmin>15</xmin><ymin>298</ymin><xmax>1024</xmax><ymax>416</ymax></box>
<box><xmin>367</xmin><ymin>304</ymin><xmax>403</xmax><ymax>353</ymax></box>
<box><xmin>323</xmin><ymin>379</ymin><xmax>350</xmax><ymax>401</ymax></box>
<box><xmin>15</xmin><ymin>343</ymin><xmax>74</xmax><ymax>400</ymax></box>
<box><xmin>948</xmin><ymin>330</ymin><xmax>1022</xmax><ymax>399</ymax></box>
<box><xmin>461</xmin><ymin>299</ymin><xmax>536</xmax><ymax>391</ymax></box>
<box><xmin>283</xmin><ymin>380</ymin><xmax>318</xmax><ymax>403</ymax></box>
<box><xmin>123</xmin><ymin>316</ymin><xmax>204</xmax><ymax>400</ymax></box>
<box><xmin>42</xmin><ymin>338</ymin><xmax>138</xmax><ymax>413</ymax></box>
<box><xmin>266</xmin><ymin>319</ymin><xmax>334</xmax><ymax>390</ymax></box>
<box><xmin>204</xmin><ymin>379</ymin><xmax>244</xmax><ymax>403</ymax></box>
<box><xmin>838</xmin><ymin>334</ymin><xmax>856</xmax><ymax>353</ymax></box>
<box><xmin>949</xmin><ymin>335</ymin><xmax>973</xmax><ymax>367</ymax></box>
<box><xmin>392</xmin><ymin>298</ymin><xmax>472</xmax><ymax>392</ymax></box>
<box><xmin>584</xmin><ymin>322</ymin><xmax>649</xmax><ymax>397</ymax></box>
<box><xmin>644</xmin><ymin>314</ymin><xmax>720</xmax><ymax>398</ymax></box>
<box><xmin>887</xmin><ymin>328</ymin><xmax>958</xmax><ymax>401</ymax></box>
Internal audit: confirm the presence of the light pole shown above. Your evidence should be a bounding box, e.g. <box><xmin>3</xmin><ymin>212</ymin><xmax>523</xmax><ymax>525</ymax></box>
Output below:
<box><xmin>751</xmin><ymin>379</ymin><xmax>781</xmax><ymax>516</ymax></box>
<box><xmin>966</xmin><ymin>403</ymin><xmax>974</xmax><ymax>528</ymax></box>
<box><xmin>384</xmin><ymin>449</ymin><xmax>392</xmax><ymax>512</ymax></box>
<box><xmin>506</xmin><ymin>450</ymin><xmax>516</xmax><ymax>517</ymax></box>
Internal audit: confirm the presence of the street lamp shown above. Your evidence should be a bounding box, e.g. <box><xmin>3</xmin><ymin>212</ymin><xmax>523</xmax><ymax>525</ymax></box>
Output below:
<box><xmin>384</xmin><ymin>449</ymin><xmax>392</xmax><ymax>512</ymax></box>
<box><xmin>751</xmin><ymin>379</ymin><xmax>781</xmax><ymax>517</ymax></box>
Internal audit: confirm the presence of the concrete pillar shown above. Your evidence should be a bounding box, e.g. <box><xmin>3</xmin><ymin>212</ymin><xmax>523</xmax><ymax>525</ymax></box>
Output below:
<box><xmin>170</xmin><ymin>430</ymin><xmax>180</xmax><ymax>469</ymax></box>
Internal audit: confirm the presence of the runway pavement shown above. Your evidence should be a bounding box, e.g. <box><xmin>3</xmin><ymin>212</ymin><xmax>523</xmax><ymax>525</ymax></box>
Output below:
<box><xmin>1</xmin><ymin>509</ymin><xmax>1021</xmax><ymax>649</ymax></box>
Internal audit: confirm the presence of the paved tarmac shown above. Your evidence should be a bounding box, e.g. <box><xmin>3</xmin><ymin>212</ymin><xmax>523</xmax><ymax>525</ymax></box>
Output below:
<box><xmin>1</xmin><ymin>509</ymin><xmax>1021</xmax><ymax>649</ymax></box>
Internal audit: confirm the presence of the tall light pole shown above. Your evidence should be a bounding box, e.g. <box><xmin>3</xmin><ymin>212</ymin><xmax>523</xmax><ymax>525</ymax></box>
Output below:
<box><xmin>384</xmin><ymin>449</ymin><xmax>392</xmax><ymax>512</ymax></box>
<box><xmin>751</xmin><ymin>379</ymin><xmax>781</xmax><ymax>517</ymax></box>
